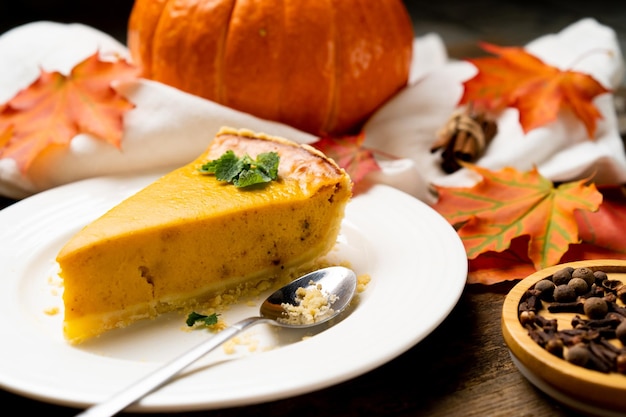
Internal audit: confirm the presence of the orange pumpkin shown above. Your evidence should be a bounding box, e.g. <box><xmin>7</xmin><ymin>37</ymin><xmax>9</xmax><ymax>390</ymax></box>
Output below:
<box><xmin>127</xmin><ymin>0</ymin><xmax>414</xmax><ymax>137</ymax></box>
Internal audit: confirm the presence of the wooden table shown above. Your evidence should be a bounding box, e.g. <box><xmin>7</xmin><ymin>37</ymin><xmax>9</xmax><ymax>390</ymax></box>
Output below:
<box><xmin>0</xmin><ymin>194</ymin><xmax>581</xmax><ymax>417</ymax></box>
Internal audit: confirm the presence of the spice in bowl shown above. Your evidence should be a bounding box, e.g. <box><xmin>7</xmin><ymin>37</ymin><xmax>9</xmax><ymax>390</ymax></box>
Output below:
<box><xmin>518</xmin><ymin>266</ymin><xmax>626</xmax><ymax>374</ymax></box>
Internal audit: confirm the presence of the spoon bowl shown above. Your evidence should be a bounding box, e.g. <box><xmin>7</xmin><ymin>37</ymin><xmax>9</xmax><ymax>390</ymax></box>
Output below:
<box><xmin>261</xmin><ymin>266</ymin><xmax>358</xmax><ymax>327</ymax></box>
<box><xmin>76</xmin><ymin>266</ymin><xmax>357</xmax><ymax>417</ymax></box>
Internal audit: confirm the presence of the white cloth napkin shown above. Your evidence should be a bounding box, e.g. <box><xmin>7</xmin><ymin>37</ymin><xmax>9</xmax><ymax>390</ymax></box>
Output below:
<box><xmin>0</xmin><ymin>18</ymin><xmax>624</xmax><ymax>201</ymax></box>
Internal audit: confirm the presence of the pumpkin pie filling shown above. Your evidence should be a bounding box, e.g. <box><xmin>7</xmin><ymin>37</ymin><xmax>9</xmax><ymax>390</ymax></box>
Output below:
<box><xmin>56</xmin><ymin>127</ymin><xmax>352</xmax><ymax>344</ymax></box>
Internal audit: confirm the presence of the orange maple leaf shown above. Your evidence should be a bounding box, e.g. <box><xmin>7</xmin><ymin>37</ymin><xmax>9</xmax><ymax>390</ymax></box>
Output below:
<box><xmin>430</xmin><ymin>164</ymin><xmax>602</xmax><ymax>274</ymax></box>
<box><xmin>310</xmin><ymin>132</ymin><xmax>381</xmax><ymax>186</ymax></box>
<box><xmin>0</xmin><ymin>124</ymin><xmax>11</xmax><ymax>149</ymax></box>
<box><xmin>0</xmin><ymin>52</ymin><xmax>139</xmax><ymax>172</ymax></box>
<box><xmin>459</xmin><ymin>42</ymin><xmax>610</xmax><ymax>138</ymax></box>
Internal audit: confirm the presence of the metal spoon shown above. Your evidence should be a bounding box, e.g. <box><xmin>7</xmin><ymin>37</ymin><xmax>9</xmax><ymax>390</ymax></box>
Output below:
<box><xmin>75</xmin><ymin>266</ymin><xmax>357</xmax><ymax>417</ymax></box>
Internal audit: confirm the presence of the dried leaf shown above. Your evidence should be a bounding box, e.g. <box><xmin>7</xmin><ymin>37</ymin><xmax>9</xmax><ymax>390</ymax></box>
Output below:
<box><xmin>310</xmin><ymin>132</ymin><xmax>380</xmax><ymax>185</ymax></box>
<box><xmin>431</xmin><ymin>164</ymin><xmax>602</xmax><ymax>275</ymax></box>
<box><xmin>559</xmin><ymin>243</ymin><xmax>626</xmax><ymax>263</ymax></box>
<box><xmin>574</xmin><ymin>185</ymin><xmax>626</xmax><ymax>252</ymax></box>
<box><xmin>459</xmin><ymin>42</ymin><xmax>610</xmax><ymax>138</ymax></box>
<box><xmin>0</xmin><ymin>124</ymin><xmax>11</xmax><ymax>149</ymax></box>
<box><xmin>0</xmin><ymin>52</ymin><xmax>139</xmax><ymax>171</ymax></box>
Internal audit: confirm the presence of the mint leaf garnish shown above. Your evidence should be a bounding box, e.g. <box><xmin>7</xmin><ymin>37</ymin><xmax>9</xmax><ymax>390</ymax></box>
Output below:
<box><xmin>186</xmin><ymin>311</ymin><xmax>220</xmax><ymax>327</ymax></box>
<box><xmin>200</xmin><ymin>150</ymin><xmax>279</xmax><ymax>187</ymax></box>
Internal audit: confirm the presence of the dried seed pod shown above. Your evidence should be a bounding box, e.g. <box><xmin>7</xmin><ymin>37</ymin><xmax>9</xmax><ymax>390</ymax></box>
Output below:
<box><xmin>617</xmin><ymin>285</ymin><xmax>626</xmax><ymax>304</ymax></box>
<box><xmin>534</xmin><ymin>279</ymin><xmax>555</xmax><ymax>301</ymax></box>
<box><xmin>519</xmin><ymin>310</ymin><xmax>536</xmax><ymax>326</ymax></box>
<box><xmin>617</xmin><ymin>320</ymin><xmax>626</xmax><ymax>345</ymax></box>
<box><xmin>584</xmin><ymin>297</ymin><xmax>608</xmax><ymax>320</ymax></box>
<box><xmin>617</xmin><ymin>353</ymin><xmax>626</xmax><ymax>374</ymax></box>
<box><xmin>552</xmin><ymin>268</ymin><xmax>572</xmax><ymax>286</ymax></box>
<box><xmin>594</xmin><ymin>270</ymin><xmax>608</xmax><ymax>285</ymax></box>
<box><xmin>554</xmin><ymin>284</ymin><xmax>576</xmax><ymax>302</ymax></box>
<box><xmin>568</xmin><ymin>277</ymin><xmax>589</xmax><ymax>296</ymax></box>
<box><xmin>566</xmin><ymin>344</ymin><xmax>590</xmax><ymax>366</ymax></box>
<box><xmin>519</xmin><ymin>290</ymin><xmax>542</xmax><ymax>314</ymax></box>
<box><xmin>545</xmin><ymin>337</ymin><xmax>564</xmax><ymax>357</ymax></box>
<box><xmin>572</xmin><ymin>267</ymin><xmax>595</xmax><ymax>287</ymax></box>
<box><xmin>602</xmin><ymin>279</ymin><xmax>623</xmax><ymax>292</ymax></box>
<box><xmin>547</xmin><ymin>301</ymin><xmax>584</xmax><ymax>314</ymax></box>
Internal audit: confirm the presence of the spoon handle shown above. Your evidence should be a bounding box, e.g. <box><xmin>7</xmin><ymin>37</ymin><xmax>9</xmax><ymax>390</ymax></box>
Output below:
<box><xmin>75</xmin><ymin>316</ymin><xmax>269</xmax><ymax>417</ymax></box>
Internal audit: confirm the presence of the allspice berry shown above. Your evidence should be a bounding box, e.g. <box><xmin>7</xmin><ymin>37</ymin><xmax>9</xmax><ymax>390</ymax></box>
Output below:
<box><xmin>535</xmin><ymin>279</ymin><xmax>555</xmax><ymax>300</ymax></box>
<box><xmin>593</xmin><ymin>270</ymin><xmax>608</xmax><ymax>285</ymax></box>
<box><xmin>567</xmin><ymin>277</ymin><xmax>589</xmax><ymax>295</ymax></box>
<box><xmin>572</xmin><ymin>267</ymin><xmax>595</xmax><ymax>287</ymax></box>
<box><xmin>583</xmin><ymin>297</ymin><xmax>608</xmax><ymax>319</ymax></box>
<box><xmin>552</xmin><ymin>268</ymin><xmax>572</xmax><ymax>286</ymax></box>
<box><xmin>553</xmin><ymin>284</ymin><xmax>576</xmax><ymax>302</ymax></box>
<box><xmin>566</xmin><ymin>344</ymin><xmax>590</xmax><ymax>366</ymax></box>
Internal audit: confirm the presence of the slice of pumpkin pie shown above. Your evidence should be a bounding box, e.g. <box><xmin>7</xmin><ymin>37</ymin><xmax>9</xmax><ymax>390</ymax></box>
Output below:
<box><xmin>56</xmin><ymin>127</ymin><xmax>352</xmax><ymax>344</ymax></box>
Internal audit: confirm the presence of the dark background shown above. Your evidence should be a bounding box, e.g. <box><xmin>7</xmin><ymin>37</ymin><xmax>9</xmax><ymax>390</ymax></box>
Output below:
<box><xmin>0</xmin><ymin>0</ymin><xmax>132</xmax><ymax>41</ymax></box>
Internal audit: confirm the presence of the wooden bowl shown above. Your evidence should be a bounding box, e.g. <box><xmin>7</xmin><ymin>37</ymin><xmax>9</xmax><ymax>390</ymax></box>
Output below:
<box><xmin>501</xmin><ymin>259</ymin><xmax>626</xmax><ymax>416</ymax></box>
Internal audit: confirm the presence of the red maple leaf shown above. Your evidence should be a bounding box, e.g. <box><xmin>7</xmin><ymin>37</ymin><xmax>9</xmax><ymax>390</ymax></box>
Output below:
<box><xmin>466</xmin><ymin>236</ymin><xmax>537</xmax><ymax>285</ymax></box>
<box><xmin>468</xmin><ymin>226</ymin><xmax>626</xmax><ymax>286</ymax></box>
<box><xmin>574</xmin><ymin>185</ymin><xmax>626</xmax><ymax>252</ymax></box>
<box><xmin>0</xmin><ymin>52</ymin><xmax>139</xmax><ymax>172</ymax></box>
<box><xmin>310</xmin><ymin>132</ymin><xmax>381</xmax><ymax>185</ymax></box>
<box><xmin>459</xmin><ymin>42</ymin><xmax>610</xmax><ymax>138</ymax></box>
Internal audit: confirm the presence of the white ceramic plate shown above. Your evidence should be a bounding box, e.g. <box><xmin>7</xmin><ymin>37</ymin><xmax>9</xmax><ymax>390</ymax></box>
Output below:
<box><xmin>0</xmin><ymin>175</ymin><xmax>467</xmax><ymax>412</ymax></box>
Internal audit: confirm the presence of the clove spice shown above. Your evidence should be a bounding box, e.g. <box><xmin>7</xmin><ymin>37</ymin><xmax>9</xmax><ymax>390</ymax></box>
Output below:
<box><xmin>518</xmin><ymin>266</ymin><xmax>626</xmax><ymax>374</ymax></box>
